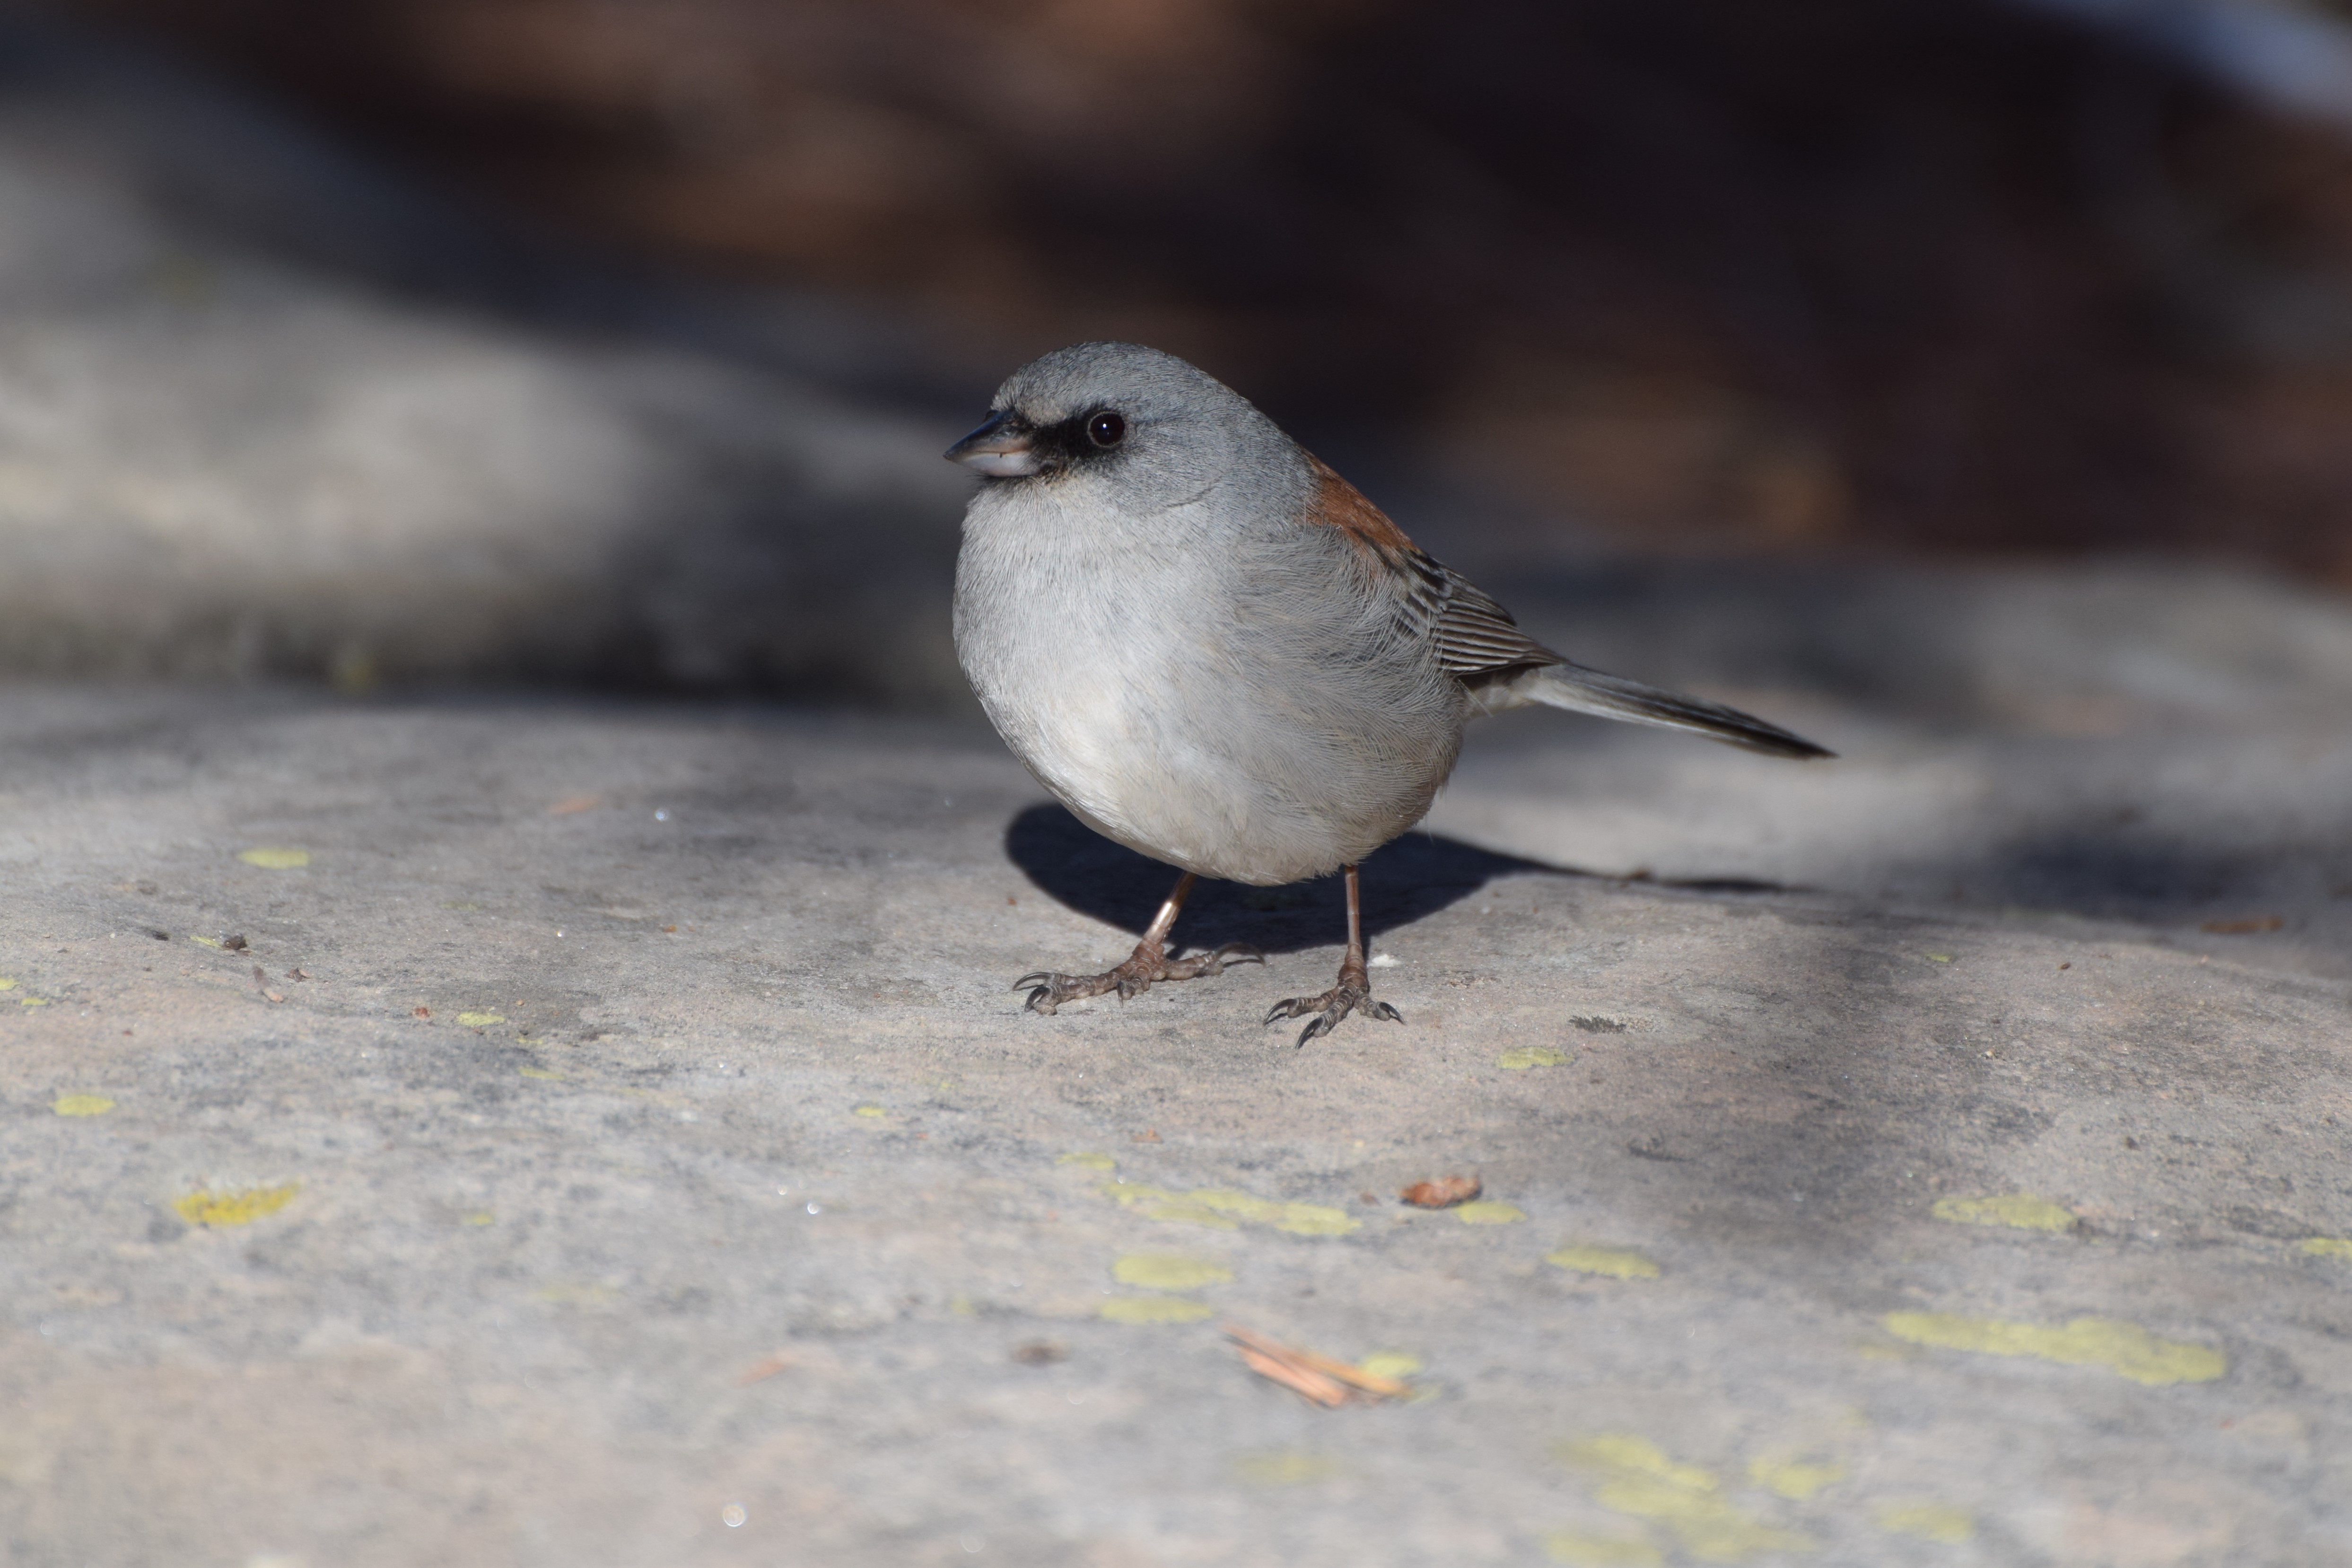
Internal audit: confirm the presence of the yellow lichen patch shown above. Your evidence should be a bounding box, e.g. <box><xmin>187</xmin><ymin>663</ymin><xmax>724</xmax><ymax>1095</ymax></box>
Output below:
<box><xmin>1548</xmin><ymin>1245</ymin><xmax>1662</xmax><ymax>1280</ymax></box>
<box><xmin>1877</xmin><ymin>1501</ymin><xmax>1974</xmax><ymax>1543</ymax></box>
<box><xmin>237</xmin><ymin>847</ymin><xmax>311</xmax><ymax>869</ymax></box>
<box><xmin>456</xmin><ymin>1012</ymin><xmax>505</xmax><ymax>1028</ymax></box>
<box><xmin>534</xmin><ymin>1282</ymin><xmax>620</xmax><ymax>1305</ymax></box>
<box><xmin>1557</xmin><ymin>1435</ymin><xmax>1813</xmax><ymax>1562</ymax></box>
<box><xmin>462</xmin><ymin>1211</ymin><xmax>496</xmax><ymax>1226</ymax></box>
<box><xmin>1230</xmin><ymin>1450</ymin><xmax>1343</xmax><ymax>1487</ymax></box>
<box><xmin>188</xmin><ymin>935</ymin><xmax>222</xmax><ymax>948</ymax></box>
<box><xmin>1500</xmin><ymin>1046</ymin><xmax>1571</xmax><ymax>1070</ymax></box>
<box><xmin>2298</xmin><ymin>1237</ymin><xmax>2352</xmax><ymax>1260</ymax></box>
<box><xmin>1099</xmin><ymin>1296</ymin><xmax>1215</xmax><ymax>1324</ymax></box>
<box><xmin>1749</xmin><ymin>1455</ymin><xmax>1844</xmax><ymax>1501</ymax></box>
<box><xmin>1606</xmin><ymin>1479</ymin><xmax>1812</xmax><ymax>1560</ymax></box>
<box><xmin>1547</xmin><ymin>1533</ymin><xmax>1664</xmax><ymax>1567</ymax></box>
<box><xmin>0</xmin><ymin>977</ymin><xmax>14</xmax><ymax>989</ymax></box>
<box><xmin>1558</xmin><ymin>1436</ymin><xmax>1717</xmax><ymax>1493</ymax></box>
<box><xmin>1101</xmin><ymin>1182</ymin><xmax>1360</xmax><ymax>1236</ymax></box>
<box><xmin>1457</xmin><ymin>1201</ymin><xmax>1528</xmax><ymax>1225</ymax></box>
<box><xmin>1931</xmin><ymin>1193</ymin><xmax>2077</xmax><ymax>1232</ymax></box>
<box><xmin>1112</xmin><ymin>1253</ymin><xmax>1233</xmax><ymax>1292</ymax></box>
<box><xmin>1115</xmin><ymin>1191</ymin><xmax>1239</xmax><ymax>1229</ymax></box>
<box><xmin>1854</xmin><ymin>1339</ymin><xmax>1925</xmax><ymax>1362</ymax></box>
<box><xmin>1056</xmin><ymin>1151</ymin><xmax>1117</xmax><ymax>1170</ymax></box>
<box><xmin>174</xmin><ymin>1182</ymin><xmax>299</xmax><ymax>1227</ymax></box>
<box><xmin>518</xmin><ymin>1066</ymin><xmax>562</xmax><ymax>1080</ymax></box>
<box><xmin>18</xmin><ymin>997</ymin><xmax>50</xmax><ymax>1007</ymax></box>
<box><xmin>1359</xmin><ymin>1351</ymin><xmax>1423</xmax><ymax>1381</ymax></box>
<box><xmin>851</xmin><ymin>1104</ymin><xmax>888</xmax><ymax>1118</ymax></box>
<box><xmin>52</xmin><ymin>1095</ymin><xmax>115</xmax><ymax>1116</ymax></box>
<box><xmin>1882</xmin><ymin>1312</ymin><xmax>2225</xmax><ymax>1385</ymax></box>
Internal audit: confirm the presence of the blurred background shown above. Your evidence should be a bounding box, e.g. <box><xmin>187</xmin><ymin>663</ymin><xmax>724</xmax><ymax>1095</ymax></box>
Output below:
<box><xmin>6</xmin><ymin>0</ymin><xmax>2352</xmax><ymax>704</ymax></box>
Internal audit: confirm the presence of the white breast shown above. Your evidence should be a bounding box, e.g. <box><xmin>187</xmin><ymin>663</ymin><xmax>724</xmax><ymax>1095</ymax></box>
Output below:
<box><xmin>953</xmin><ymin>482</ymin><xmax>1464</xmax><ymax>885</ymax></box>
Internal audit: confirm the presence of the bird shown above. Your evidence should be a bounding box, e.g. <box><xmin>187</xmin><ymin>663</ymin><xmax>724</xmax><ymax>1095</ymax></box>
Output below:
<box><xmin>947</xmin><ymin>342</ymin><xmax>1831</xmax><ymax>1047</ymax></box>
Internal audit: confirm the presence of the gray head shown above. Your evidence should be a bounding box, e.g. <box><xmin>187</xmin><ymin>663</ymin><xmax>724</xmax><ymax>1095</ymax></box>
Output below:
<box><xmin>944</xmin><ymin>342</ymin><xmax>1305</xmax><ymax>515</ymax></box>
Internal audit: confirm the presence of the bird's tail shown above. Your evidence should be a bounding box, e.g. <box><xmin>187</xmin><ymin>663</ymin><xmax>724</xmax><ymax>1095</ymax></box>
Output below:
<box><xmin>1484</xmin><ymin>663</ymin><xmax>1834</xmax><ymax>760</ymax></box>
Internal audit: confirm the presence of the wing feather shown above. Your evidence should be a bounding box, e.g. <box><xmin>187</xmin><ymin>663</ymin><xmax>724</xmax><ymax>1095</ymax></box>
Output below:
<box><xmin>1403</xmin><ymin>555</ymin><xmax>1562</xmax><ymax>683</ymax></box>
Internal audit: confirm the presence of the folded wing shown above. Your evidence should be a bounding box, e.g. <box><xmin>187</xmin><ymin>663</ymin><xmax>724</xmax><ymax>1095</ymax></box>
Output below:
<box><xmin>1413</xmin><ymin>556</ymin><xmax>1833</xmax><ymax>761</ymax></box>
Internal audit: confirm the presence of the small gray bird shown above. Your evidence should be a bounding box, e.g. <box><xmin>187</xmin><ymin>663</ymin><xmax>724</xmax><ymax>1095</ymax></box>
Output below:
<box><xmin>949</xmin><ymin>342</ymin><xmax>1829</xmax><ymax>1046</ymax></box>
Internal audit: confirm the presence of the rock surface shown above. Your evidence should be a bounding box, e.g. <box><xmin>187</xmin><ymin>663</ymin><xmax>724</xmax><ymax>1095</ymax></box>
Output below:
<box><xmin>1</xmin><ymin>675</ymin><xmax>2347</xmax><ymax>1567</ymax></box>
<box><xmin>3</xmin><ymin>22</ymin><xmax>2352</xmax><ymax>1566</ymax></box>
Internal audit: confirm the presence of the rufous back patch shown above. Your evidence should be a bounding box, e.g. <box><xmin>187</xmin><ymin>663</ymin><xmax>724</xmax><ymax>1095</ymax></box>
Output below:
<box><xmin>1305</xmin><ymin>456</ymin><xmax>1416</xmax><ymax>554</ymax></box>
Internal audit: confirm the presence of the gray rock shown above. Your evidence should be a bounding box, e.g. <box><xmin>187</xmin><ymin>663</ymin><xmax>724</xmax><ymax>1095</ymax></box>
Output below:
<box><xmin>3</xmin><ymin>28</ymin><xmax>2351</xmax><ymax>1558</ymax></box>
<box><xmin>0</xmin><ymin>682</ymin><xmax>2346</xmax><ymax>1565</ymax></box>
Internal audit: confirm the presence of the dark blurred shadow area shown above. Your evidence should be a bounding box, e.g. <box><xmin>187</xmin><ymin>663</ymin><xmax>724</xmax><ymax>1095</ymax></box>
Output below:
<box><xmin>1004</xmin><ymin>802</ymin><xmax>1573</xmax><ymax>953</ymax></box>
<box><xmin>7</xmin><ymin>0</ymin><xmax>2352</xmax><ymax>707</ymax></box>
<box><xmin>0</xmin><ymin>9</ymin><xmax>982</xmax><ymax>699</ymax></box>
<box><xmin>1005</xmin><ymin>798</ymin><xmax>1805</xmax><ymax>953</ymax></box>
<box><xmin>35</xmin><ymin>0</ymin><xmax>2352</xmax><ymax>575</ymax></box>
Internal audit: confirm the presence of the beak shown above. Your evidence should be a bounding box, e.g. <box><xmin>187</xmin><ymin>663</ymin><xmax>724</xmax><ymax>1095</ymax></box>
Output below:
<box><xmin>945</xmin><ymin>411</ymin><xmax>1039</xmax><ymax>477</ymax></box>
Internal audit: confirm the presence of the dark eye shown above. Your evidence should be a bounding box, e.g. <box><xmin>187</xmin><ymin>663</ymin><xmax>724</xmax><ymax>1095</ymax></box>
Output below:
<box><xmin>1086</xmin><ymin>410</ymin><xmax>1126</xmax><ymax>448</ymax></box>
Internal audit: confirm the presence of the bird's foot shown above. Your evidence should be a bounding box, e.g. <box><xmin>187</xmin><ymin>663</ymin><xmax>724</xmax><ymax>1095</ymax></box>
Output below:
<box><xmin>1262</xmin><ymin>963</ymin><xmax>1403</xmax><ymax>1049</ymax></box>
<box><xmin>1015</xmin><ymin>940</ymin><xmax>1263</xmax><ymax>1015</ymax></box>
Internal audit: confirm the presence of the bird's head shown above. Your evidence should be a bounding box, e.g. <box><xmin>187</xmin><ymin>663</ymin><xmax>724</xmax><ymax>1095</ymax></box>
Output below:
<box><xmin>944</xmin><ymin>342</ymin><xmax>1302</xmax><ymax>517</ymax></box>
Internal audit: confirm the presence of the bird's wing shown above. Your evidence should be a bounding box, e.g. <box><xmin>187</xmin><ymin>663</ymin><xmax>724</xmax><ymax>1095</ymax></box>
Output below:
<box><xmin>1414</xmin><ymin>557</ymin><xmax>1563</xmax><ymax>682</ymax></box>
<box><xmin>1301</xmin><ymin>456</ymin><xmax>1831</xmax><ymax>757</ymax></box>
<box><xmin>1299</xmin><ymin>455</ymin><xmax>1561</xmax><ymax>681</ymax></box>
<box><xmin>1397</xmin><ymin>554</ymin><xmax>1832</xmax><ymax>755</ymax></box>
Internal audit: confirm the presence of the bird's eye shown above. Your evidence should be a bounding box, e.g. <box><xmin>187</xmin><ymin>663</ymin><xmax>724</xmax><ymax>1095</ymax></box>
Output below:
<box><xmin>1086</xmin><ymin>410</ymin><xmax>1126</xmax><ymax>448</ymax></box>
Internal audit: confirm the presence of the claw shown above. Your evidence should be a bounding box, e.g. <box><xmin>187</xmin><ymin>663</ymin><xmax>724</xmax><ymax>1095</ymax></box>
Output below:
<box><xmin>1261</xmin><ymin>978</ymin><xmax>1403</xmax><ymax>1046</ymax></box>
<box><xmin>1009</xmin><ymin>937</ymin><xmax>1256</xmax><ymax>1017</ymax></box>
<box><xmin>1161</xmin><ymin>943</ymin><xmax>1264</xmax><ymax>984</ymax></box>
<box><xmin>1014</xmin><ymin>970</ymin><xmax>1073</xmax><ymax>1015</ymax></box>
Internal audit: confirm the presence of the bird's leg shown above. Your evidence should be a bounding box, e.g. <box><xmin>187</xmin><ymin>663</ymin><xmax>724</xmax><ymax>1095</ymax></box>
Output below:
<box><xmin>1015</xmin><ymin>871</ymin><xmax>1263</xmax><ymax>1014</ymax></box>
<box><xmin>1262</xmin><ymin>863</ymin><xmax>1404</xmax><ymax>1048</ymax></box>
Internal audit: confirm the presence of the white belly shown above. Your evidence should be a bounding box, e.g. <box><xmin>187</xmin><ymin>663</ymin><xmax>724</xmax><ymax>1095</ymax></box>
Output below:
<box><xmin>953</xmin><ymin>487</ymin><xmax>1462</xmax><ymax>885</ymax></box>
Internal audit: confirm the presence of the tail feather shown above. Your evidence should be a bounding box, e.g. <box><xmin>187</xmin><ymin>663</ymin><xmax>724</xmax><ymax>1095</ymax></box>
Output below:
<box><xmin>1503</xmin><ymin>663</ymin><xmax>1834</xmax><ymax>761</ymax></box>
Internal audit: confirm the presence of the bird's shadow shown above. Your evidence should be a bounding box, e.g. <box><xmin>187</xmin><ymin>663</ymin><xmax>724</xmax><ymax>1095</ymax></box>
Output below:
<box><xmin>1004</xmin><ymin>802</ymin><xmax>1581</xmax><ymax>955</ymax></box>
